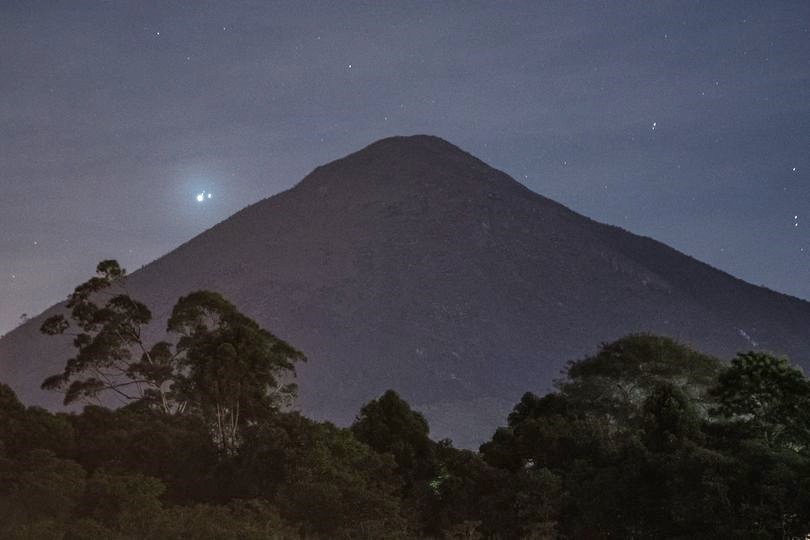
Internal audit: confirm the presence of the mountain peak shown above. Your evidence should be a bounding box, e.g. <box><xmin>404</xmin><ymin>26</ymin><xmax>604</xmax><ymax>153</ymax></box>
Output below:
<box><xmin>295</xmin><ymin>134</ymin><xmax>520</xmax><ymax>200</ymax></box>
<box><xmin>359</xmin><ymin>134</ymin><xmax>469</xmax><ymax>155</ymax></box>
<box><xmin>313</xmin><ymin>134</ymin><xmax>482</xmax><ymax>173</ymax></box>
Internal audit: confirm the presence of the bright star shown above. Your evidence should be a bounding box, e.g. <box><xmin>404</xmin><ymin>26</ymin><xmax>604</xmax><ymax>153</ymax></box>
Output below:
<box><xmin>195</xmin><ymin>190</ymin><xmax>214</xmax><ymax>203</ymax></box>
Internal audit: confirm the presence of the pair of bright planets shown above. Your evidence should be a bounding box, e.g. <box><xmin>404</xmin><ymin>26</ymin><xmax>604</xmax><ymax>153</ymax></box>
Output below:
<box><xmin>195</xmin><ymin>190</ymin><xmax>213</xmax><ymax>203</ymax></box>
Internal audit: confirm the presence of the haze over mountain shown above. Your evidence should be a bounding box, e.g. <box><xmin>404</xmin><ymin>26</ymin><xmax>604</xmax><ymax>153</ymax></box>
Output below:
<box><xmin>3</xmin><ymin>135</ymin><xmax>810</xmax><ymax>448</ymax></box>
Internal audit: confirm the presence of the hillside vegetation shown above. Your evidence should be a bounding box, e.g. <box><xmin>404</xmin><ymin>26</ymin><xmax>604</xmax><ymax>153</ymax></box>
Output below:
<box><xmin>3</xmin><ymin>332</ymin><xmax>810</xmax><ymax>538</ymax></box>
<box><xmin>3</xmin><ymin>261</ymin><xmax>809</xmax><ymax>538</ymax></box>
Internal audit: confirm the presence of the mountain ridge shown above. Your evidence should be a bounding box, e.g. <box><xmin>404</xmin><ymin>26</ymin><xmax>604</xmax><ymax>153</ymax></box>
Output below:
<box><xmin>3</xmin><ymin>134</ymin><xmax>809</xmax><ymax>448</ymax></box>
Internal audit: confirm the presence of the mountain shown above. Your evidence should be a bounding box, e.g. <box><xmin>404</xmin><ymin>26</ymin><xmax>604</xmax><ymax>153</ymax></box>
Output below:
<box><xmin>3</xmin><ymin>135</ymin><xmax>810</xmax><ymax>448</ymax></box>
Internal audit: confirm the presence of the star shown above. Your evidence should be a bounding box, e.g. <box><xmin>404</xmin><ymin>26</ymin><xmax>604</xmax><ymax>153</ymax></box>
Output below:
<box><xmin>196</xmin><ymin>190</ymin><xmax>214</xmax><ymax>203</ymax></box>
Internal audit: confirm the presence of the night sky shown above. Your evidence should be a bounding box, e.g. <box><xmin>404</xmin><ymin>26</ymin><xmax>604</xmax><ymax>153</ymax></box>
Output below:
<box><xmin>2</xmin><ymin>1</ymin><xmax>809</xmax><ymax>336</ymax></box>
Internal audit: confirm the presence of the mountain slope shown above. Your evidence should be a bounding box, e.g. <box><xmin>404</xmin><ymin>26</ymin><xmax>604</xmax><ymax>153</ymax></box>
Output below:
<box><xmin>3</xmin><ymin>135</ymin><xmax>810</xmax><ymax>448</ymax></box>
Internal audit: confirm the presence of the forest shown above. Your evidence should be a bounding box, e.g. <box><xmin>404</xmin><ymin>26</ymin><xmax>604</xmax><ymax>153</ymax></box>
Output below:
<box><xmin>2</xmin><ymin>262</ymin><xmax>810</xmax><ymax>539</ymax></box>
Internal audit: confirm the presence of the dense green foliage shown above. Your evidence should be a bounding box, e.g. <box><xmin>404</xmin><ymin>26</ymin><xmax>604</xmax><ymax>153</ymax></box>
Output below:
<box><xmin>480</xmin><ymin>335</ymin><xmax>810</xmax><ymax>538</ymax></box>
<box><xmin>8</xmin><ymin>266</ymin><xmax>810</xmax><ymax>538</ymax></box>
<box><xmin>167</xmin><ymin>290</ymin><xmax>304</xmax><ymax>453</ymax></box>
<box><xmin>5</xmin><ymin>333</ymin><xmax>810</xmax><ymax>537</ymax></box>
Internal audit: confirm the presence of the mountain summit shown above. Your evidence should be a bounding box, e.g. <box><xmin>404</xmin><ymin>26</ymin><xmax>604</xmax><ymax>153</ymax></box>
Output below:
<box><xmin>4</xmin><ymin>135</ymin><xmax>810</xmax><ymax>447</ymax></box>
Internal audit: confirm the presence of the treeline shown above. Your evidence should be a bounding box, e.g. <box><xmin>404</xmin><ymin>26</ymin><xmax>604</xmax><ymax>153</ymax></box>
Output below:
<box><xmin>2</xmin><ymin>261</ymin><xmax>810</xmax><ymax>538</ymax></box>
<box><xmin>3</xmin><ymin>334</ymin><xmax>810</xmax><ymax>538</ymax></box>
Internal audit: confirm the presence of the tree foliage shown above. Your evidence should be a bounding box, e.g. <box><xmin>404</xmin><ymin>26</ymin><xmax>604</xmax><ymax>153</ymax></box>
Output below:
<box><xmin>558</xmin><ymin>333</ymin><xmax>723</xmax><ymax>427</ymax></box>
<box><xmin>10</xmin><ymin>326</ymin><xmax>810</xmax><ymax>538</ymax></box>
<box><xmin>41</xmin><ymin>260</ymin><xmax>304</xmax><ymax>452</ymax></box>
<box><xmin>480</xmin><ymin>336</ymin><xmax>810</xmax><ymax>538</ymax></box>
<box><xmin>351</xmin><ymin>390</ymin><xmax>437</xmax><ymax>487</ymax></box>
<box><xmin>168</xmin><ymin>291</ymin><xmax>304</xmax><ymax>453</ymax></box>
<box><xmin>711</xmin><ymin>351</ymin><xmax>810</xmax><ymax>449</ymax></box>
<box><xmin>40</xmin><ymin>260</ymin><xmax>177</xmax><ymax>410</ymax></box>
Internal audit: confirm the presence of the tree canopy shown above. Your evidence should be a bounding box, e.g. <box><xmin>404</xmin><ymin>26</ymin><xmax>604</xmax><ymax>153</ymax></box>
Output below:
<box><xmin>40</xmin><ymin>260</ymin><xmax>304</xmax><ymax>452</ymax></box>
<box><xmin>40</xmin><ymin>260</ymin><xmax>168</xmax><ymax>409</ymax></box>
<box><xmin>11</xmin><ymin>292</ymin><xmax>810</xmax><ymax>539</ymax></box>
<box><xmin>711</xmin><ymin>351</ymin><xmax>810</xmax><ymax>450</ymax></box>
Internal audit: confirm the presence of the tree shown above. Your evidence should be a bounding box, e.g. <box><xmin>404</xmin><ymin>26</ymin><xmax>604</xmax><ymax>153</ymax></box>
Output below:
<box><xmin>711</xmin><ymin>351</ymin><xmax>810</xmax><ymax>450</ymax></box>
<box><xmin>0</xmin><ymin>450</ymin><xmax>86</xmax><ymax>531</ymax></box>
<box><xmin>350</xmin><ymin>391</ymin><xmax>443</xmax><ymax>535</ymax></box>
<box><xmin>156</xmin><ymin>500</ymin><xmax>295</xmax><ymax>540</ymax></box>
<box><xmin>641</xmin><ymin>383</ymin><xmax>702</xmax><ymax>453</ymax></box>
<box><xmin>480</xmin><ymin>392</ymin><xmax>609</xmax><ymax>474</ymax></box>
<box><xmin>0</xmin><ymin>385</ymin><xmax>75</xmax><ymax>460</ymax></box>
<box><xmin>40</xmin><ymin>260</ymin><xmax>178</xmax><ymax>412</ymax></box>
<box><xmin>351</xmin><ymin>390</ymin><xmax>437</xmax><ymax>488</ymax></box>
<box><xmin>68</xmin><ymin>405</ymin><xmax>217</xmax><ymax>505</ymax></box>
<box><xmin>167</xmin><ymin>291</ymin><xmax>305</xmax><ymax>453</ymax></box>
<box><xmin>479</xmin><ymin>336</ymin><xmax>755</xmax><ymax>538</ymax></box>
<box><xmin>41</xmin><ymin>260</ymin><xmax>304</xmax><ymax>453</ymax></box>
<box><xmin>558</xmin><ymin>334</ymin><xmax>723</xmax><ymax>428</ymax></box>
<box><xmin>423</xmin><ymin>442</ymin><xmax>509</xmax><ymax>538</ymax></box>
<box><xmin>81</xmin><ymin>470</ymin><xmax>165</xmax><ymax>536</ymax></box>
<box><xmin>227</xmin><ymin>411</ymin><xmax>407</xmax><ymax>537</ymax></box>
<box><xmin>0</xmin><ymin>384</ymin><xmax>25</xmax><ymax>456</ymax></box>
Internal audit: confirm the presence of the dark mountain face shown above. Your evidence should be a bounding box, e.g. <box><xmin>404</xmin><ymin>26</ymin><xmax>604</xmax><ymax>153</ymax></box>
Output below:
<box><xmin>3</xmin><ymin>135</ymin><xmax>810</xmax><ymax>448</ymax></box>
